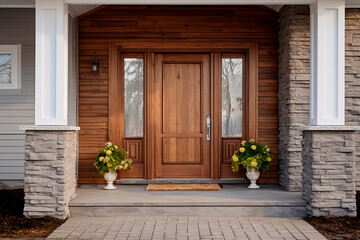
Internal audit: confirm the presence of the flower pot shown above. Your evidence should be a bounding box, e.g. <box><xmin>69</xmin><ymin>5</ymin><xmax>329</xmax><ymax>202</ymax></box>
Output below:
<box><xmin>104</xmin><ymin>171</ymin><xmax>117</xmax><ymax>190</ymax></box>
<box><xmin>246</xmin><ymin>166</ymin><xmax>260</xmax><ymax>189</ymax></box>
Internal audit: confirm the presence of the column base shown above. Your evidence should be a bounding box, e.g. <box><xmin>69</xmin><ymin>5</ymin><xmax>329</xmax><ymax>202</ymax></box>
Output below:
<box><xmin>21</xmin><ymin>126</ymin><xmax>79</xmax><ymax>219</ymax></box>
<box><xmin>300</xmin><ymin>126</ymin><xmax>359</xmax><ymax>217</ymax></box>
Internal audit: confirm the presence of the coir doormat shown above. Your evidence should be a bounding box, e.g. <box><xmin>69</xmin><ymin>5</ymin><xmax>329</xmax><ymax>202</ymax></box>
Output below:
<box><xmin>146</xmin><ymin>184</ymin><xmax>221</xmax><ymax>191</ymax></box>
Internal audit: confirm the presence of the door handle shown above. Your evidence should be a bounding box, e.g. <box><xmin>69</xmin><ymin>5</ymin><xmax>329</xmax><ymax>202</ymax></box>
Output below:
<box><xmin>206</xmin><ymin>114</ymin><xmax>210</xmax><ymax>141</ymax></box>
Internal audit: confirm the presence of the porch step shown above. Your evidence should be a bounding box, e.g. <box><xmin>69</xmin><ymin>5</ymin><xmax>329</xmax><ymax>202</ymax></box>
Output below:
<box><xmin>69</xmin><ymin>184</ymin><xmax>307</xmax><ymax>218</ymax></box>
<box><xmin>115</xmin><ymin>178</ymin><xmax>248</xmax><ymax>185</ymax></box>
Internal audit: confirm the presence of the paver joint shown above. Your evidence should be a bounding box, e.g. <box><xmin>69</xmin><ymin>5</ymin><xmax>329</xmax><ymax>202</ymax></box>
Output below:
<box><xmin>46</xmin><ymin>216</ymin><xmax>326</xmax><ymax>240</ymax></box>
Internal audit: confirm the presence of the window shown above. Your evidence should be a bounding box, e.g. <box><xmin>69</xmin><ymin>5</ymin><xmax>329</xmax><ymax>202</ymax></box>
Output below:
<box><xmin>0</xmin><ymin>45</ymin><xmax>21</xmax><ymax>89</ymax></box>
<box><xmin>221</xmin><ymin>55</ymin><xmax>244</xmax><ymax>137</ymax></box>
<box><xmin>124</xmin><ymin>57</ymin><xmax>144</xmax><ymax>137</ymax></box>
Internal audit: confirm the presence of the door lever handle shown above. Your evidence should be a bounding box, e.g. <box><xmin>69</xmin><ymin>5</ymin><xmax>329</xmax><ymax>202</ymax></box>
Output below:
<box><xmin>206</xmin><ymin>114</ymin><xmax>210</xmax><ymax>141</ymax></box>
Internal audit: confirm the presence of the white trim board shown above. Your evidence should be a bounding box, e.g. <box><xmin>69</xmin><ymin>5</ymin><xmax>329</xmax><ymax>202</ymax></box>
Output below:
<box><xmin>65</xmin><ymin>0</ymin><xmax>315</xmax><ymax>4</ymax></box>
<box><xmin>1</xmin><ymin>0</ymin><xmax>359</xmax><ymax>10</ymax></box>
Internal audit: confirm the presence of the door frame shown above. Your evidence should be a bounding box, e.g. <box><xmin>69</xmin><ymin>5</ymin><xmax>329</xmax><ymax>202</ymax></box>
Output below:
<box><xmin>108</xmin><ymin>40</ymin><xmax>258</xmax><ymax>179</ymax></box>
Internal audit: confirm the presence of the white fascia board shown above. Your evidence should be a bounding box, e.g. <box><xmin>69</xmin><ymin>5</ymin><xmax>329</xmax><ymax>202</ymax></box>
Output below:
<box><xmin>2</xmin><ymin>0</ymin><xmax>358</xmax><ymax>9</ymax></box>
<box><xmin>65</xmin><ymin>0</ymin><xmax>315</xmax><ymax>5</ymax></box>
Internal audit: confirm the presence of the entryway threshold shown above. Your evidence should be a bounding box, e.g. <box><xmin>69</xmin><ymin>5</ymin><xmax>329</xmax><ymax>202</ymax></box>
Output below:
<box><xmin>115</xmin><ymin>178</ymin><xmax>248</xmax><ymax>185</ymax></box>
<box><xmin>69</xmin><ymin>184</ymin><xmax>307</xmax><ymax>218</ymax></box>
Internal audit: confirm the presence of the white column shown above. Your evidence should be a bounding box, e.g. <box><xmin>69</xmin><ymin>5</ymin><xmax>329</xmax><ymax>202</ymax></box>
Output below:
<box><xmin>310</xmin><ymin>0</ymin><xmax>345</xmax><ymax>126</ymax></box>
<box><xmin>35</xmin><ymin>0</ymin><xmax>68</xmax><ymax>125</ymax></box>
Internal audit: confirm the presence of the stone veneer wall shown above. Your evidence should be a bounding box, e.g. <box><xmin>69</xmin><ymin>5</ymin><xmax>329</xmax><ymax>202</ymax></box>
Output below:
<box><xmin>345</xmin><ymin>9</ymin><xmax>360</xmax><ymax>191</ymax></box>
<box><xmin>278</xmin><ymin>6</ymin><xmax>310</xmax><ymax>191</ymax></box>
<box><xmin>23</xmin><ymin>130</ymin><xmax>77</xmax><ymax>219</ymax></box>
<box><xmin>302</xmin><ymin>130</ymin><xmax>357</xmax><ymax>217</ymax></box>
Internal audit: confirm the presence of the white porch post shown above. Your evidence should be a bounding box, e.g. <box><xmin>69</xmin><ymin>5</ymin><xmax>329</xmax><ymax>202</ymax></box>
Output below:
<box><xmin>35</xmin><ymin>0</ymin><xmax>69</xmax><ymax>125</ymax></box>
<box><xmin>310</xmin><ymin>0</ymin><xmax>345</xmax><ymax>126</ymax></box>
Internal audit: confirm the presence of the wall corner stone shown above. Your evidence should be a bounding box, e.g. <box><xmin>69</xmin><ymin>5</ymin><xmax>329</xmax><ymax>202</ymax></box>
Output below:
<box><xmin>278</xmin><ymin>5</ymin><xmax>310</xmax><ymax>191</ymax></box>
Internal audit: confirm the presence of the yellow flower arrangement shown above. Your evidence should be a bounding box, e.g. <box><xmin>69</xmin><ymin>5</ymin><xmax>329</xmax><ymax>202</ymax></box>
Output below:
<box><xmin>231</xmin><ymin>139</ymin><xmax>272</xmax><ymax>173</ymax></box>
<box><xmin>94</xmin><ymin>142</ymin><xmax>133</xmax><ymax>175</ymax></box>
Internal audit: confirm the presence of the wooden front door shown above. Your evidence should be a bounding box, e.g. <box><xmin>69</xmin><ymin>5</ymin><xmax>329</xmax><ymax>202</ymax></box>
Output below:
<box><xmin>153</xmin><ymin>53</ymin><xmax>211</xmax><ymax>178</ymax></box>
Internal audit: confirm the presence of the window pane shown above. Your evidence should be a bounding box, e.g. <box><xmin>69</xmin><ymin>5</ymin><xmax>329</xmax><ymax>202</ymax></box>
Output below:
<box><xmin>124</xmin><ymin>58</ymin><xmax>144</xmax><ymax>137</ymax></box>
<box><xmin>0</xmin><ymin>54</ymin><xmax>11</xmax><ymax>84</ymax></box>
<box><xmin>222</xmin><ymin>58</ymin><xmax>243</xmax><ymax>137</ymax></box>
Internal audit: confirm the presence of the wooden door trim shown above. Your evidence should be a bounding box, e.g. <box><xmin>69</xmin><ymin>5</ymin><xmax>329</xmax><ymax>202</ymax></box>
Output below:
<box><xmin>109</xmin><ymin>41</ymin><xmax>258</xmax><ymax>179</ymax></box>
<box><xmin>145</xmin><ymin>51</ymin><xmax>155</xmax><ymax>179</ymax></box>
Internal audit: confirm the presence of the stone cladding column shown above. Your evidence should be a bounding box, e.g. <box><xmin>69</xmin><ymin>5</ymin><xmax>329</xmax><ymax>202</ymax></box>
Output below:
<box><xmin>278</xmin><ymin>5</ymin><xmax>310</xmax><ymax>191</ymax></box>
<box><xmin>21</xmin><ymin>126</ymin><xmax>79</xmax><ymax>219</ymax></box>
<box><xmin>345</xmin><ymin>8</ymin><xmax>360</xmax><ymax>190</ymax></box>
<box><xmin>301</xmin><ymin>127</ymin><xmax>360</xmax><ymax>217</ymax></box>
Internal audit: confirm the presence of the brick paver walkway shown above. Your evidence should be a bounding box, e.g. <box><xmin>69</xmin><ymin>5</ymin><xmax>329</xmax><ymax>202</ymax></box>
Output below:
<box><xmin>46</xmin><ymin>216</ymin><xmax>326</xmax><ymax>240</ymax></box>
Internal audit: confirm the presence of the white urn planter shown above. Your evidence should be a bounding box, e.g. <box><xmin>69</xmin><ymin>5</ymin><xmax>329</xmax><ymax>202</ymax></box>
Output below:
<box><xmin>104</xmin><ymin>171</ymin><xmax>117</xmax><ymax>190</ymax></box>
<box><xmin>246</xmin><ymin>167</ymin><xmax>260</xmax><ymax>189</ymax></box>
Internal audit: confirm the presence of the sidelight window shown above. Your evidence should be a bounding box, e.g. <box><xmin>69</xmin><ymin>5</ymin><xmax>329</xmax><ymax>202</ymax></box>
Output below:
<box><xmin>124</xmin><ymin>57</ymin><xmax>144</xmax><ymax>137</ymax></box>
<box><xmin>221</xmin><ymin>56</ymin><xmax>244</xmax><ymax>137</ymax></box>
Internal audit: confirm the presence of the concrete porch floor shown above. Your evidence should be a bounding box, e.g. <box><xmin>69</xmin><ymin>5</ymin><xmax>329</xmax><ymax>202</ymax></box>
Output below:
<box><xmin>69</xmin><ymin>184</ymin><xmax>307</xmax><ymax>218</ymax></box>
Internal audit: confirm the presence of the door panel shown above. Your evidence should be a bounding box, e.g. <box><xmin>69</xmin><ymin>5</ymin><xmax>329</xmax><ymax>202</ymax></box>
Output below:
<box><xmin>154</xmin><ymin>53</ymin><xmax>211</xmax><ymax>178</ymax></box>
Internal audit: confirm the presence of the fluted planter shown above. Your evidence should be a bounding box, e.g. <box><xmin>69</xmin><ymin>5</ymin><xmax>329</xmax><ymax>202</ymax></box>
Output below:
<box><xmin>104</xmin><ymin>171</ymin><xmax>117</xmax><ymax>190</ymax></box>
<box><xmin>246</xmin><ymin>167</ymin><xmax>260</xmax><ymax>189</ymax></box>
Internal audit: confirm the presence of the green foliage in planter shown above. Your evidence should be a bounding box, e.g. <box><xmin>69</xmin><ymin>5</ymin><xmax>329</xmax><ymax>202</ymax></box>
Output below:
<box><xmin>94</xmin><ymin>142</ymin><xmax>133</xmax><ymax>175</ymax></box>
<box><xmin>231</xmin><ymin>139</ymin><xmax>272</xmax><ymax>173</ymax></box>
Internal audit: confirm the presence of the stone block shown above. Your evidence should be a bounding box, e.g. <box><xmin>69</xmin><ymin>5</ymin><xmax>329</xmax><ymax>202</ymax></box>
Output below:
<box><xmin>30</xmin><ymin>152</ymin><xmax>57</xmax><ymax>161</ymax></box>
<box><xmin>311</xmin><ymin>186</ymin><xmax>336</xmax><ymax>192</ymax></box>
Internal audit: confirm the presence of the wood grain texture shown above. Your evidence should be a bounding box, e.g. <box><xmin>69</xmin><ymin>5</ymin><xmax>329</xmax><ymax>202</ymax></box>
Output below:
<box><xmin>125</xmin><ymin>138</ymin><xmax>143</xmax><ymax>163</ymax></box>
<box><xmin>154</xmin><ymin>53</ymin><xmax>211</xmax><ymax>178</ymax></box>
<box><xmin>78</xmin><ymin>5</ymin><xmax>279</xmax><ymax>184</ymax></box>
<box><xmin>222</xmin><ymin>138</ymin><xmax>242</xmax><ymax>164</ymax></box>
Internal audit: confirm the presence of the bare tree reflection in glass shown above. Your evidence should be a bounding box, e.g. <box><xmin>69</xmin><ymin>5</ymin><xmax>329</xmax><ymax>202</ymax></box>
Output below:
<box><xmin>124</xmin><ymin>58</ymin><xmax>144</xmax><ymax>137</ymax></box>
<box><xmin>222</xmin><ymin>58</ymin><xmax>242</xmax><ymax>137</ymax></box>
<box><xmin>0</xmin><ymin>54</ymin><xmax>11</xmax><ymax>84</ymax></box>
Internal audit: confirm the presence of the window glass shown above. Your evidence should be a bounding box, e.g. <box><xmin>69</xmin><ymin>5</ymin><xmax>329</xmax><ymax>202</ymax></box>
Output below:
<box><xmin>124</xmin><ymin>58</ymin><xmax>144</xmax><ymax>137</ymax></box>
<box><xmin>221</xmin><ymin>58</ymin><xmax>243</xmax><ymax>137</ymax></box>
<box><xmin>0</xmin><ymin>54</ymin><xmax>11</xmax><ymax>84</ymax></box>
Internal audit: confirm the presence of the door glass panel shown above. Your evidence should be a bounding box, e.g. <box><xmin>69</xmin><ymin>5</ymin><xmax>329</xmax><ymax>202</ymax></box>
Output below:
<box><xmin>221</xmin><ymin>58</ymin><xmax>243</xmax><ymax>137</ymax></box>
<box><xmin>124</xmin><ymin>58</ymin><xmax>144</xmax><ymax>137</ymax></box>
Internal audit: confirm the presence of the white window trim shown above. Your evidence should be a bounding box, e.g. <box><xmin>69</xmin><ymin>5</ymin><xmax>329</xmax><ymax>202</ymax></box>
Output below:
<box><xmin>0</xmin><ymin>44</ymin><xmax>21</xmax><ymax>90</ymax></box>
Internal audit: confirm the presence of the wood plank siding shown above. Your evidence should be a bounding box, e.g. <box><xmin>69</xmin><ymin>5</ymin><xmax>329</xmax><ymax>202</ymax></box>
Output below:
<box><xmin>78</xmin><ymin>5</ymin><xmax>279</xmax><ymax>184</ymax></box>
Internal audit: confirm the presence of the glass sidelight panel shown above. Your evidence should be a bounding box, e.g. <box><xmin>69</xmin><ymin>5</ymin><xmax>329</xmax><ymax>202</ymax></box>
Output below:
<box><xmin>221</xmin><ymin>57</ymin><xmax>243</xmax><ymax>137</ymax></box>
<box><xmin>124</xmin><ymin>58</ymin><xmax>144</xmax><ymax>137</ymax></box>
